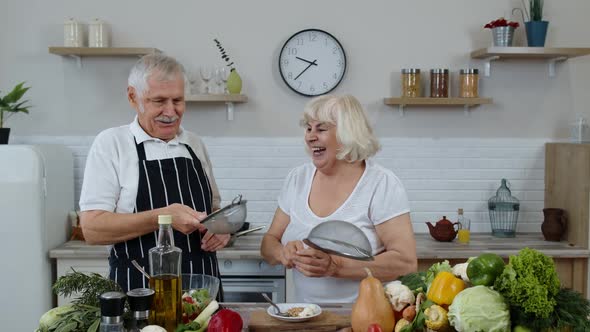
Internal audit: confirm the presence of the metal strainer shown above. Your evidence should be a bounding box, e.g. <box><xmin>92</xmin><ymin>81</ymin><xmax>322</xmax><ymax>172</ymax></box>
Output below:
<box><xmin>303</xmin><ymin>220</ymin><xmax>374</xmax><ymax>261</ymax></box>
<box><xmin>201</xmin><ymin>195</ymin><xmax>247</xmax><ymax>234</ymax></box>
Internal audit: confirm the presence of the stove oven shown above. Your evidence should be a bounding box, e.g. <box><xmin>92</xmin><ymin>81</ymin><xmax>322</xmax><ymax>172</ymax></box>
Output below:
<box><xmin>218</xmin><ymin>258</ymin><xmax>286</xmax><ymax>303</ymax></box>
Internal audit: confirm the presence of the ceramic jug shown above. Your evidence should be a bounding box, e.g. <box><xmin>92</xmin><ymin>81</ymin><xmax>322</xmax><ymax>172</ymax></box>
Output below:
<box><xmin>541</xmin><ymin>208</ymin><xmax>567</xmax><ymax>242</ymax></box>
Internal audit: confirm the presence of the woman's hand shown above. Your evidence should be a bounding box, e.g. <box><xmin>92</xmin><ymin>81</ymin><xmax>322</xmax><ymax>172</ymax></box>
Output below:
<box><xmin>201</xmin><ymin>231</ymin><xmax>231</xmax><ymax>251</ymax></box>
<box><xmin>281</xmin><ymin>240</ymin><xmax>305</xmax><ymax>268</ymax></box>
<box><xmin>292</xmin><ymin>247</ymin><xmax>339</xmax><ymax>277</ymax></box>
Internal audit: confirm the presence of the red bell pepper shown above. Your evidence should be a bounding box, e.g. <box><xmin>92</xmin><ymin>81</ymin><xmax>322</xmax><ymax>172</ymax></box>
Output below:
<box><xmin>207</xmin><ymin>308</ymin><xmax>243</xmax><ymax>332</ymax></box>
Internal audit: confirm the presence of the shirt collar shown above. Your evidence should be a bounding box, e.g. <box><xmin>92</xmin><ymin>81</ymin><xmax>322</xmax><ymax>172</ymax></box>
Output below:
<box><xmin>130</xmin><ymin>116</ymin><xmax>189</xmax><ymax>145</ymax></box>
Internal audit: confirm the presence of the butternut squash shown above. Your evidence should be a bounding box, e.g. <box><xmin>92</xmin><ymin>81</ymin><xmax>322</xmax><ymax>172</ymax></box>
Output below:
<box><xmin>351</xmin><ymin>268</ymin><xmax>395</xmax><ymax>332</ymax></box>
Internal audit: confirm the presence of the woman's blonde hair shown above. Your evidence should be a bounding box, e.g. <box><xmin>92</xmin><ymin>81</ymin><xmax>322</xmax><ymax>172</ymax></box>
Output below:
<box><xmin>301</xmin><ymin>94</ymin><xmax>380</xmax><ymax>162</ymax></box>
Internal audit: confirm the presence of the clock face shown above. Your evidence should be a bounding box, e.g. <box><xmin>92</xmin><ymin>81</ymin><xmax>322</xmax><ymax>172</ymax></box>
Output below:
<box><xmin>279</xmin><ymin>29</ymin><xmax>346</xmax><ymax>97</ymax></box>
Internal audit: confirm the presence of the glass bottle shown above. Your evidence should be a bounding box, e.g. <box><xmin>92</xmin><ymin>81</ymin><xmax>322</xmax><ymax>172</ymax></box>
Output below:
<box><xmin>457</xmin><ymin>208</ymin><xmax>470</xmax><ymax>244</ymax></box>
<box><xmin>430</xmin><ymin>69</ymin><xmax>449</xmax><ymax>98</ymax></box>
<box><xmin>401</xmin><ymin>68</ymin><xmax>421</xmax><ymax>97</ymax></box>
<box><xmin>99</xmin><ymin>291</ymin><xmax>127</xmax><ymax>332</ymax></box>
<box><xmin>127</xmin><ymin>288</ymin><xmax>155</xmax><ymax>331</ymax></box>
<box><xmin>459</xmin><ymin>69</ymin><xmax>479</xmax><ymax>98</ymax></box>
<box><xmin>149</xmin><ymin>215</ymin><xmax>182</xmax><ymax>332</ymax></box>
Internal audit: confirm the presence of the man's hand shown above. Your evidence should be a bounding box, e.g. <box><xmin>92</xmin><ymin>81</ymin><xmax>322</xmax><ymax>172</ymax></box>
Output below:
<box><xmin>160</xmin><ymin>203</ymin><xmax>207</xmax><ymax>234</ymax></box>
<box><xmin>281</xmin><ymin>240</ymin><xmax>305</xmax><ymax>268</ymax></box>
<box><xmin>201</xmin><ymin>232</ymin><xmax>231</xmax><ymax>251</ymax></box>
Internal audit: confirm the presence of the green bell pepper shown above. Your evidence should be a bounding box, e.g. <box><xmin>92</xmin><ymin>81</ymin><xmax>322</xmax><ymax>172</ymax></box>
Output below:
<box><xmin>466</xmin><ymin>253</ymin><xmax>505</xmax><ymax>286</ymax></box>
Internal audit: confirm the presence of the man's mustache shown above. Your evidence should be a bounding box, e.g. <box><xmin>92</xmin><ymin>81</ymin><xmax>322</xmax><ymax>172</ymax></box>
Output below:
<box><xmin>155</xmin><ymin>115</ymin><xmax>179</xmax><ymax>123</ymax></box>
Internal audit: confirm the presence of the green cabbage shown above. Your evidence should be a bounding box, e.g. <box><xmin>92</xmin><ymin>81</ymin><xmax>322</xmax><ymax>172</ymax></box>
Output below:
<box><xmin>448</xmin><ymin>286</ymin><xmax>511</xmax><ymax>332</ymax></box>
<box><xmin>37</xmin><ymin>305</ymin><xmax>75</xmax><ymax>332</ymax></box>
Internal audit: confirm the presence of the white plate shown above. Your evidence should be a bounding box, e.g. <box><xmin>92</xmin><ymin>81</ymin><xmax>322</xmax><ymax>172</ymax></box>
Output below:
<box><xmin>266</xmin><ymin>303</ymin><xmax>322</xmax><ymax>322</ymax></box>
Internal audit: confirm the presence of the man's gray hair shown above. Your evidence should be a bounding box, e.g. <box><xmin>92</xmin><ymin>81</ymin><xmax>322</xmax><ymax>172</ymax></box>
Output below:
<box><xmin>128</xmin><ymin>53</ymin><xmax>187</xmax><ymax>99</ymax></box>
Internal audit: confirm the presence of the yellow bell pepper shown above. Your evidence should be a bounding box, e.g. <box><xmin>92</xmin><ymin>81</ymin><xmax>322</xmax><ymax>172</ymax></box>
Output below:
<box><xmin>426</xmin><ymin>271</ymin><xmax>465</xmax><ymax>305</ymax></box>
<box><xmin>424</xmin><ymin>304</ymin><xmax>450</xmax><ymax>331</ymax></box>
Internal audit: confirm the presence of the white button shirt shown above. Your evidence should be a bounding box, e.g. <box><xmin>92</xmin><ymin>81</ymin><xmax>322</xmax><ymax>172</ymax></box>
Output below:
<box><xmin>79</xmin><ymin>117</ymin><xmax>220</xmax><ymax>213</ymax></box>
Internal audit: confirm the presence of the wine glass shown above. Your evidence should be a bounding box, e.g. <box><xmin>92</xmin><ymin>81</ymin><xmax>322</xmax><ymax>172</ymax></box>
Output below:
<box><xmin>213</xmin><ymin>66</ymin><xmax>224</xmax><ymax>95</ymax></box>
<box><xmin>199</xmin><ymin>65</ymin><xmax>213</xmax><ymax>94</ymax></box>
<box><xmin>219</xmin><ymin>67</ymin><xmax>230</xmax><ymax>94</ymax></box>
<box><xmin>186</xmin><ymin>70</ymin><xmax>199</xmax><ymax>95</ymax></box>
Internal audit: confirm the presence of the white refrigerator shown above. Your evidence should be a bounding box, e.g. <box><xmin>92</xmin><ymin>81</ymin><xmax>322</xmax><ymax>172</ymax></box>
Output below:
<box><xmin>0</xmin><ymin>145</ymin><xmax>74</xmax><ymax>331</ymax></box>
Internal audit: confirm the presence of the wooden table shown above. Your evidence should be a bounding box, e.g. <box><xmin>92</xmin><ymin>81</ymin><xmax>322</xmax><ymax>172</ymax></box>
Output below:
<box><xmin>222</xmin><ymin>302</ymin><xmax>352</xmax><ymax>331</ymax></box>
<box><xmin>415</xmin><ymin>233</ymin><xmax>590</xmax><ymax>296</ymax></box>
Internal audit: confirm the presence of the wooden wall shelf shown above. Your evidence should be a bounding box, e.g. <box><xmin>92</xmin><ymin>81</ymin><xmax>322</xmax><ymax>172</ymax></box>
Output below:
<box><xmin>49</xmin><ymin>47</ymin><xmax>161</xmax><ymax>57</ymax></box>
<box><xmin>470</xmin><ymin>47</ymin><xmax>590</xmax><ymax>77</ymax></box>
<box><xmin>384</xmin><ymin>97</ymin><xmax>492</xmax><ymax>116</ymax></box>
<box><xmin>185</xmin><ymin>94</ymin><xmax>248</xmax><ymax>103</ymax></box>
<box><xmin>186</xmin><ymin>94</ymin><xmax>248</xmax><ymax>120</ymax></box>
<box><xmin>49</xmin><ymin>47</ymin><xmax>161</xmax><ymax>68</ymax></box>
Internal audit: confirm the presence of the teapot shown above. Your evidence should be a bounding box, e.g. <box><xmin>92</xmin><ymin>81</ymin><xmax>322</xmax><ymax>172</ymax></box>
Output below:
<box><xmin>426</xmin><ymin>216</ymin><xmax>461</xmax><ymax>242</ymax></box>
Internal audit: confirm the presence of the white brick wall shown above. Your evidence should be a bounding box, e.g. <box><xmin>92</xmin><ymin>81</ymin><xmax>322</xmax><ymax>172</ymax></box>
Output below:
<box><xmin>13</xmin><ymin>136</ymin><xmax>548</xmax><ymax>234</ymax></box>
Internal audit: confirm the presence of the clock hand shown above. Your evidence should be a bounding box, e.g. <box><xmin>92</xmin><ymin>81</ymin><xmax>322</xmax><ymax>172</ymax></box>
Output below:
<box><xmin>294</xmin><ymin>59</ymin><xmax>318</xmax><ymax>80</ymax></box>
<box><xmin>296</xmin><ymin>56</ymin><xmax>318</xmax><ymax>66</ymax></box>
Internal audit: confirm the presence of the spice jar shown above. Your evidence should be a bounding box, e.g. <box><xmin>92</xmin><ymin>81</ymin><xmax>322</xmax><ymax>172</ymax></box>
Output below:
<box><xmin>459</xmin><ymin>69</ymin><xmax>479</xmax><ymax>98</ymax></box>
<box><xmin>430</xmin><ymin>69</ymin><xmax>449</xmax><ymax>98</ymax></box>
<box><xmin>401</xmin><ymin>69</ymin><xmax>421</xmax><ymax>98</ymax></box>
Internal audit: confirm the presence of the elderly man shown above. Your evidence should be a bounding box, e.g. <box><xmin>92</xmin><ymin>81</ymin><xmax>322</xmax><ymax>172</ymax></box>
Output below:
<box><xmin>79</xmin><ymin>53</ymin><xmax>229</xmax><ymax>295</ymax></box>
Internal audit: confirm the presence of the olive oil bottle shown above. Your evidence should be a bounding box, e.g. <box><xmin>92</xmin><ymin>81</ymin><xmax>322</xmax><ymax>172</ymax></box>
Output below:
<box><xmin>149</xmin><ymin>215</ymin><xmax>182</xmax><ymax>332</ymax></box>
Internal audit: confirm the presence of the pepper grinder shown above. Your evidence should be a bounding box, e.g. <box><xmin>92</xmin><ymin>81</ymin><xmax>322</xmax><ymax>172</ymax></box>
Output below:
<box><xmin>99</xmin><ymin>291</ymin><xmax>127</xmax><ymax>332</ymax></box>
<box><xmin>127</xmin><ymin>288</ymin><xmax>155</xmax><ymax>331</ymax></box>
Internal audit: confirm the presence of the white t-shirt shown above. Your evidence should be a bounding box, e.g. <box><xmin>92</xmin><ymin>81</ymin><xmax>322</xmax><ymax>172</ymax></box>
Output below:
<box><xmin>279</xmin><ymin>159</ymin><xmax>410</xmax><ymax>303</ymax></box>
<box><xmin>79</xmin><ymin>117</ymin><xmax>221</xmax><ymax>213</ymax></box>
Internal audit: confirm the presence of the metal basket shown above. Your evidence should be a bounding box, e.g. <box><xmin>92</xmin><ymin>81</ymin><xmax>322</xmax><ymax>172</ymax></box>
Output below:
<box><xmin>488</xmin><ymin>179</ymin><xmax>520</xmax><ymax>237</ymax></box>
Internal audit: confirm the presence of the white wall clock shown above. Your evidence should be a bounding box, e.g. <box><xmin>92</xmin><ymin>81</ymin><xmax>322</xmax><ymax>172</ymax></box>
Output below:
<box><xmin>278</xmin><ymin>28</ymin><xmax>347</xmax><ymax>97</ymax></box>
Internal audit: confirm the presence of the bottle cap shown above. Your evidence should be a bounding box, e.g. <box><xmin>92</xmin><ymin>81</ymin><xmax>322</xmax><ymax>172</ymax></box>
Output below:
<box><xmin>158</xmin><ymin>215</ymin><xmax>172</xmax><ymax>225</ymax></box>
<box><xmin>99</xmin><ymin>291</ymin><xmax>127</xmax><ymax>317</ymax></box>
<box><xmin>127</xmin><ymin>288</ymin><xmax>155</xmax><ymax>312</ymax></box>
<box><xmin>458</xmin><ymin>208</ymin><xmax>464</xmax><ymax>214</ymax></box>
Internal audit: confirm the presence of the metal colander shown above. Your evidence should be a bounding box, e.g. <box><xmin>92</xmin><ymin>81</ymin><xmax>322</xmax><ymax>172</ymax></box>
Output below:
<box><xmin>303</xmin><ymin>220</ymin><xmax>374</xmax><ymax>261</ymax></box>
<box><xmin>201</xmin><ymin>195</ymin><xmax>247</xmax><ymax>234</ymax></box>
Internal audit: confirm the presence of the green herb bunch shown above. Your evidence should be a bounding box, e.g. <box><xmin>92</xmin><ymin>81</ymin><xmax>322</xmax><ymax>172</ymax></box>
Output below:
<box><xmin>52</xmin><ymin>268</ymin><xmax>122</xmax><ymax>307</ymax></box>
<box><xmin>530</xmin><ymin>0</ymin><xmax>544</xmax><ymax>21</ymax></box>
<box><xmin>214</xmin><ymin>39</ymin><xmax>236</xmax><ymax>72</ymax></box>
<box><xmin>0</xmin><ymin>82</ymin><xmax>31</xmax><ymax>128</ymax></box>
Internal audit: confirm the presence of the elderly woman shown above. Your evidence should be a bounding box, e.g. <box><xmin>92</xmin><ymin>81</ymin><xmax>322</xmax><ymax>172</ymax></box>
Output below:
<box><xmin>261</xmin><ymin>94</ymin><xmax>417</xmax><ymax>303</ymax></box>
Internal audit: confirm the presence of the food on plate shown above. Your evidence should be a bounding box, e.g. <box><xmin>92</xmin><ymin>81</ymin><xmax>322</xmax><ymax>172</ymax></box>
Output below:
<box><xmin>286</xmin><ymin>307</ymin><xmax>305</xmax><ymax>317</ymax></box>
<box><xmin>283</xmin><ymin>305</ymin><xmax>319</xmax><ymax>317</ymax></box>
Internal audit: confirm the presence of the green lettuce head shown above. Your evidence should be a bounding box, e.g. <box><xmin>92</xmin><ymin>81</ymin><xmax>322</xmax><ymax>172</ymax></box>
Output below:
<box><xmin>448</xmin><ymin>285</ymin><xmax>511</xmax><ymax>332</ymax></box>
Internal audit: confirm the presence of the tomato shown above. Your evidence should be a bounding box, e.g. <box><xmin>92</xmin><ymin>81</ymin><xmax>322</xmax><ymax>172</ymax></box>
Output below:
<box><xmin>366</xmin><ymin>323</ymin><xmax>383</xmax><ymax>332</ymax></box>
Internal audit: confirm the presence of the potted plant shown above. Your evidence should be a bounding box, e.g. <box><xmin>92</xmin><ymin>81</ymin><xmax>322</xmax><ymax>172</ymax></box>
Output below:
<box><xmin>0</xmin><ymin>82</ymin><xmax>32</xmax><ymax>144</ymax></box>
<box><xmin>484</xmin><ymin>18</ymin><xmax>520</xmax><ymax>47</ymax></box>
<box><xmin>525</xmin><ymin>0</ymin><xmax>548</xmax><ymax>47</ymax></box>
<box><xmin>214</xmin><ymin>39</ymin><xmax>242</xmax><ymax>94</ymax></box>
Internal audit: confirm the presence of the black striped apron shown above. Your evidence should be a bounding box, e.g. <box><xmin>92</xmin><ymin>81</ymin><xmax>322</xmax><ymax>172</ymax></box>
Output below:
<box><xmin>108</xmin><ymin>139</ymin><xmax>223</xmax><ymax>301</ymax></box>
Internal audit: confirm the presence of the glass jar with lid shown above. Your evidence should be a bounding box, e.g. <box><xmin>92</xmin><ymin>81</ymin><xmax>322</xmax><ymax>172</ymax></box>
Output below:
<box><xmin>430</xmin><ymin>69</ymin><xmax>449</xmax><ymax>98</ymax></box>
<box><xmin>459</xmin><ymin>69</ymin><xmax>479</xmax><ymax>98</ymax></box>
<box><xmin>401</xmin><ymin>68</ymin><xmax>421</xmax><ymax>98</ymax></box>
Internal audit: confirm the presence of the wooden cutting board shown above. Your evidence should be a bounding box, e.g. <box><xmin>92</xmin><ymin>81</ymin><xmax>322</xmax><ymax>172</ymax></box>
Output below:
<box><xmin>248</xmin><ymin>310</ymin><xmax>351</xmax><ymax>331</ymax></box>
